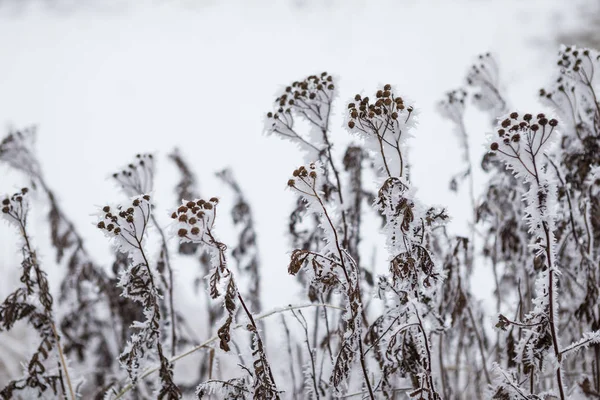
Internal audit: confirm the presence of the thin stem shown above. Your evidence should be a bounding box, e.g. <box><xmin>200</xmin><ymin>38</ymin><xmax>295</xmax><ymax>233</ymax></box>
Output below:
<box><xmin>150</xmin><ymin>214</ymin><xmax>177</xmax><ymax>357</ymax></box>
<box><xmin>466</xmin><ymin>304</ymin><xmax>491</xmax><ymax>384</ymax></box>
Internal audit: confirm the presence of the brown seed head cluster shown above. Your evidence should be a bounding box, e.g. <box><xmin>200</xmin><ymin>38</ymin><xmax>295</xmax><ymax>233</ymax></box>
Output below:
<box><xmin>1</xmin><ymin>188</ymin><xmax>29</xmax><ymax>216</ymax></box>
<box><xmin>466</xmin><ymin>52</ymin><xmax>494</xmax><ymax>86</ymax></box>
<box><xmin>111</xmin><ymin>153</ymin><xmax>155</xmax><ymax>196</ymax></box>
<box><xmin>490</xmin><ymin>112</ymin><xmax>558</xmax><ymax>151</ymax></box>
<box><xmin>288</xmin><ymin>163</ymin><xmax>318</xmax><ymax>188</ymax></box>
<box><xmin>557</xmin><ymin>46</ymin><xmax>597</xmax><ymax>74</ymax></box>
<box><xmin>346</xmin><ymin>84</ymin><xmax>413</xmax><ymax>129</ymax></box>
<box><xmin>266</xmin><ymin>72</ymin><xmax>334</xmax><ymax>121</ymax></box>
<box><xmin>171</xmin><ymin>197</ymin><xmax>219</xmax><ymax>239</ymax></box>
<box><xmin>444</xmin><ymin>89</ymin><xmax>467</xmax><ymax>106</ymax></box>
<box><xmin>97</xmin><ymin>195</ymin><xmax>151</xmax><ymax>236</ymax></box>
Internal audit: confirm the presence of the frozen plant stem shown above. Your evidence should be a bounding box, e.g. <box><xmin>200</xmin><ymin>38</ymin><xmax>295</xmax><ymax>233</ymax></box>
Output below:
<box><xmin>5</xmin><ymin>192</ymin><xmax>75</xmax><ymax>400</ymax></box>
<box><xmin>151</xmin><ymin>213</ymin><xmax>177</xmax><ymax>356</ymax></box>
<box><xmin>490</xmin><ymin>113</ymin><xmax>565</xmax><ymax>398</ymax></box>
<box><xmin>289</xmin><ymin>169</ymin><xmax>374</xmax><ymax>399</ymax></box>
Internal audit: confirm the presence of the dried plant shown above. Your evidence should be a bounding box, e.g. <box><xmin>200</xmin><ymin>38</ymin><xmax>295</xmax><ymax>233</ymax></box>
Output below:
<box><xmin>97</xmin><ymin>195</ymin><xmax>181</xmax><ymax>399</ymax></box>
<box><xmin>0</xmin><ymin>188</ymin><xmax>75</xmax><ymax>399</ymax></box>
<box><xmin>170</xmin><ymin>197</ymin><xmax>279</xmax><ymax>399</ymax></box>
<box><xmin>0</xmin><ymin>127</ymin><xmax>124</xmax><ymax>394</ymax></box>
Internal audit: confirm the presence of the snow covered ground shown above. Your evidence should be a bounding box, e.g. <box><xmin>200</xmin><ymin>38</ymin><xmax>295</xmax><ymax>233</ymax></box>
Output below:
<box><xmin>0</xmin><ymin>0</ymin><xmax>589</xmax><ymax>387</ymax></box>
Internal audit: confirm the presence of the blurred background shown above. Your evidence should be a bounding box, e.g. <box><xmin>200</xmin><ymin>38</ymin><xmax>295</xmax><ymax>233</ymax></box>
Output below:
<box><xmin>0</xmin><ymin>0</ymin><xmax>598</xmax><ymax>389</ymax></box>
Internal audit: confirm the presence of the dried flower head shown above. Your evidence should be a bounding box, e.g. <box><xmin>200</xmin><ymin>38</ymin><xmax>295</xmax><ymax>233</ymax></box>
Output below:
<box><xmin>437</xmin><ymin>88</ymin><xmax>468</xmax><ymax>123</ymax></box>
<box><xmin>466</xmin><ymin>52</ymin><xmax>506</xmax><ymax>115</ymax></box>
<box><xmin>489</xmin><ymin>112</ymin><xmax>559</xmax><ymax>180</ymax></box>
<box><xmin>96</xmin><ymin>195</ymin><xmax>152</xmax><ymax>252</ymax></box>
<box><xmin>0</xmin><ymin>188</ymin><xmax>30</xmax><ymax>228</ymax></box>
<box><xmin>170</xmin><ymin>198</ymin><xmax>217</xmax><ymax>243</ymax></box>
<box><xmin>345</xmin><ymin>85</ymin><xmax>415</xmax><ymax>178</ymax></box>
<box><xmin>265</xmin><ymin>73</ymin><xmax>336</xmax><ymax>155</ymax></box>
<box><xmin>557</xmin><ymin>45</ymin><xmax>600</xmax><ymax>83</ymax></box>
<box><xmin>112</xmin><ymin>153</ymin><xmax>155</xmax><ymax>196</ymax></box>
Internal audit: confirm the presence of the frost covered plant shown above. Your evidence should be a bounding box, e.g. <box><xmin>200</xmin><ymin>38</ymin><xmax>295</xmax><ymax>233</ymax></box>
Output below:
<box><xmin>287</xmin><ymin>163</ymin><xmax>372</xmax><ymax>397</ymax></box>
<box><xmin>97</xmin><ymin>195</ymin><xmax>181</xmax><ymax>399</ymax></box>
<box><xmin>0</xmin><ymin>188</ymin><xmax>75</xmax><ymax>399</ymax></box>
<box><xmin>346</xmin><ymin>86</ymin><xmax>414</xmax><ymax>178</ymax></box>
<box><xmin>265</xmin><ymin>72</ymin><xmax>335</xmax><ymax>159</ymax></box>
<box><xmin>266</xmin><ymin>72</ymin><xmax>350</xmax><ymax>253</ymax></box>
<box><xmin>170</xmin><ymin>197</ymin><xmax>280</xmax><ymax>399</ymax></box>
<box><xmin>112</xmin><ymin>153</ymin><xmax>156</xmax><ymax>196</ymax></box>
<box><xmin>488</xmin><ymin>112</ymin><xmax>600</xmax><ymax>399</ymax></box>
<box><xmin>346</xmin><ymin>85</ymin><xmax>444</xmax><ymax>399</ymax></box>
<box><xmin>466</xmin><ymin>52</ymin><xmax>506</xmax><ymax>116</ymax></box>
<box><xmin>112</xmin><ymin>153</ymin><xmax>180</xmax><ymax>357</ymax></box>
<box><xmin>0</xmin><ymin>126</ymin><xmax>120</xmax><ymax>392</ymax></box>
